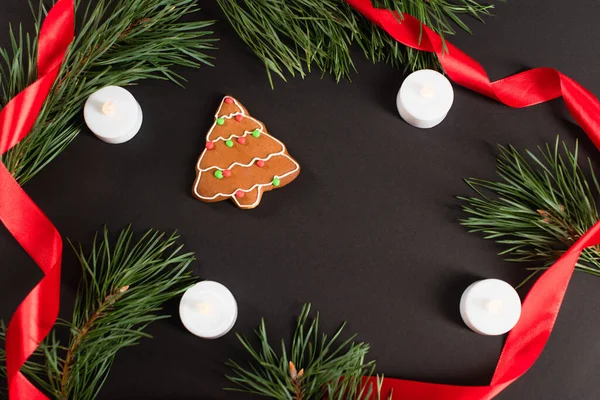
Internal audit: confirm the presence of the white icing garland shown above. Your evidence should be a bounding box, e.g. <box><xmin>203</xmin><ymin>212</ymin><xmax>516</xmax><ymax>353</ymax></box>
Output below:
<box><xmin>193</xmin><ymin>97</ymin><xmax>300</xmax><ymax>208</ymax></box>
<box><xmin>210</xmin><ymin>129</ymin><xmax>252</xmax><ymax>144</ymax></box>
<box><xmin>200</xmin><ymin>150</ymin><xmax>286</xmax><ymax>173</ymax></box>
<box><xmin>207</xmin><ymin>114</ymin><xmax>263</xmax><ymax>143</ymax></box>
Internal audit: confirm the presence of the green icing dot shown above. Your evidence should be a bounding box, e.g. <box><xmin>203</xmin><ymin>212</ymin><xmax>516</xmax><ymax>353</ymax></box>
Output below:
<box><xmin>216</xmin><ymin>117</ymin><xmax>225</xmax><ymax>125</ymax></box>
<box><xmin>225</xmin><ymin>139</ymin><xmax>234</xmax><ymax>148</ymax></box>
<box><xmin>252</xmin><ymin>129</ymin><xmax>261</xmax><ymax>138</ymax></box>
<box><xmin>214</xmin><ymin>170</ymin><xmax>223</xmax><ymax>179</ymax></box>
<box><xmin>272</xmin><ymin>177</ymin><xmax>281</xmax><ymax>187</ymax></box>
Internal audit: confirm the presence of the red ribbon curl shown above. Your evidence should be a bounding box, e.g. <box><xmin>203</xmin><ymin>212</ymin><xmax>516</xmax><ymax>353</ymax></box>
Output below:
<box><xmin>1</xmin><ymin>0</ymin><xmax>74</xmax><ymax>399</ymax></box>
<box><xmin>344</xmin><ymin>0</ymin><xmax>600</xmax><ymax>399</ymax></box>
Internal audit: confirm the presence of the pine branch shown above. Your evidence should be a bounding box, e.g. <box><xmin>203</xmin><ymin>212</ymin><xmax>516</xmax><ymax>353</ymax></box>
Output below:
<box><xmin>1</xmin><ymin>226</ymin><xmax>196</xmax><ymax>399</ymax></box>
<box><xmin>58</xmin><ymin>286</ymin><xmax>129</xmax><ymax>398</ymax></box>
<box><xmin>458</xmin><ymin>137</ymin><xmax>600</xmax><ymax>283</ymax></box>
<box><xmin>0</xmin><ymin>322</ymin><xmax>62</xmax><ymax>396</ymax></box>
<box><xmin>226</xmin><ymin>304</ymin><xmax>377</xmax><ymax>400</ymax></box>
<box><xmin>0</xmin><ymin>0</ymin><xmax>216</xmax><ymax>185</ymax></box>
<box><xmin>216</xmin><ymin>0</ymin><xmax>496</xmax><ymax>87</ymax></box>
<box><xmin>374</xmin><ymin>0</ymin><xmax>495</xmax><ymax>36</ymax></box>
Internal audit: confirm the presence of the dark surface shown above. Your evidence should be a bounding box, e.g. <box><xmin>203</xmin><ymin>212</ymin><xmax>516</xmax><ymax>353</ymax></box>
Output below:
<box><xmin>2</xmin><ymin>1</ymin><xmax>600</xmax><ymax>399</ymax></box>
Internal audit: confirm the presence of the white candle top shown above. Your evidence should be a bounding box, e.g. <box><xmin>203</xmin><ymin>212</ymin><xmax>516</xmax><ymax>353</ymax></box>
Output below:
<box><xmin>459</xmin><ymin>279</ymin><xmax>521</xmax><ymax>336</ymax></box>
<box><xmin>179</xmin><ymin>281</ymin><xmax>237</xmax><ymax>339</ymax></box>
<box><xmin>84</xmin><ymin>86</ymin><xmax>142</xmax><ymax>144</ymax></box>
<box><xmin>397</xmin><ymin>69</ymin><xmax>454</xmax><ymax>129</ymax></box>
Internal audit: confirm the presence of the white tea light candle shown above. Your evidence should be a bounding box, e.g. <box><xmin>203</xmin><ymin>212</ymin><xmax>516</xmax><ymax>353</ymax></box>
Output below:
<box><xmin>179</xmin><ymin>281</ymin><xmax>237</xmax><ymax>339</ymax></box>
<box><xmin>84</xmin><ymin>86</ymin><xmax>143</xmax><ymax>144</ymax></box>
<box><xmin>460</xmin><ymin>279</ymin><xmax>521</xmax><ymax>336</ymax></box>
<box><xmin>396</xmin><ymin>69</ymin><xmax>454</xmax><ymax>129</ymax></box>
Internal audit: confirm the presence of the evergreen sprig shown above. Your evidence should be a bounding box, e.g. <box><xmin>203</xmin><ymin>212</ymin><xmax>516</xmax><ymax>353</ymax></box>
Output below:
<box><xmin>0</xmin><ymin>226</ymin><xmax>196</xmax><ymax>399</ymax></box>
<box><xmin>216</xmin><ymin>0</ymin><xmax>495</xmax><ymax>87</ymax></box>
<box><xmin>458</xmin><ymin>137</ymin><xmax>600</xmax><ymax>285</ymax></box>
<box><xmin>374</xmin><ymin>0</ymin><xmax>494</xmax><ymax>36</ymax></box>
<box><xmin>0</xmin><ymin>0</ymin><xmax>216</xmax><ymax>185</ymax></box>
<box><xmin>226</xmin><ymin>304</ymin><xmax>380</xmax><ymax>400</ymax></box>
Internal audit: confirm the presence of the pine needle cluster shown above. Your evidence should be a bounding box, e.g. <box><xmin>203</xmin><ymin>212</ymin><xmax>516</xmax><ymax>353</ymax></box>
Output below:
<box><xmin>227</xmin><ymin>304</ymin><xmax>383</xmax><ymax>400</ymax></box>
<box><xmin>216</xmin><ymin>0</ymin><xmax>495</xmax><ymax>87</ymax></box>
<box><xmin>0</xmin><ymin>227</ymin><xmax>196</xmax><ymax>399</ymax></box>
<box><xmin>458</xmin><ymin>137</ymin><xmax>600</xmax><ymax>285</ymax></box>
<box><xmin>0</xmin><ymin>0</ymin><xmax>216</xmax><ymax>185</ymax></box>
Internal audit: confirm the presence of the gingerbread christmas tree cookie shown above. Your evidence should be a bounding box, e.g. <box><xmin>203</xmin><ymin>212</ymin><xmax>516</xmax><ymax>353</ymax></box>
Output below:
<box><xmin>192</xmin><ymin>96</ymin><xmax>300</xmax><ymax>209</ymax></box>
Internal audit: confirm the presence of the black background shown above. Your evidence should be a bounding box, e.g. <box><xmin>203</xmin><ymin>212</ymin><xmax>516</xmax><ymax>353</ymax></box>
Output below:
<box><xmin>3</xmin><ymin>1</ymin><xmax>600</xmax><ymax>399</ymax></box>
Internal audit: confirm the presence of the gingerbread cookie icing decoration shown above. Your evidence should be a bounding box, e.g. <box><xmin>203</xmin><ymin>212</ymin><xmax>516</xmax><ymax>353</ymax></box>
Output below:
<box><xmin>192</xmin><ymin>96</ymin><xmax>301</xmax><ymax>209</ymax></box>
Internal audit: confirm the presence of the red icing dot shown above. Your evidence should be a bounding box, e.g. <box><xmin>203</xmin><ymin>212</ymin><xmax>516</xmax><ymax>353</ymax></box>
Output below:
<box><xmin>235</xmin><ymin>190</ymin><xmax>245</xmax><ymax>198</ymax></box>
<box><xmin>237</xmin><ymin>137</ymin><xmax>247</xmax><ymax>145</ymax></box>
<box><xmin>225</xmin><ymin>97</ymin><xmax>233</xmax><ymax>104</ymax></box>
<box><xmin>205</xmin><ymin>141</ymin><xmax>215</xmax><ymax>150</ymax></box>
<box><xmin>223</xmin><ymin>169</ymin><xmax>232</xmax><ymax>177</ymax></box>
<box><xmin>256</xmin><ymin>160</ymin><xmax>265</xmax><ymax>168</ymax></box>
<box><xmin>235</xmin><ymin>114</ymin><xmax>243</xmax><ymax>122</ymax></box>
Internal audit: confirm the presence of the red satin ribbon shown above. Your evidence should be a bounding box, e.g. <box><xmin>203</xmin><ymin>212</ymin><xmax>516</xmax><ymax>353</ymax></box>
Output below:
<box><xmin>344</xmin><ymin>1</ymin><xmax>600</xmax><ymax>399</ymax></box>
<box><xmin>1</xmin><ymin>1</ymin><xmax>74</xmax><ymax>399</ymax></box>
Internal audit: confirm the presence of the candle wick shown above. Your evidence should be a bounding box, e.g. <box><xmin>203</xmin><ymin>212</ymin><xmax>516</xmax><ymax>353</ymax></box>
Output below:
<box><xmin>101</xmin><ymin>101</ymin><xmax>115</xmax><ymax>116</ymax></box>
<box><xmin>419</xmin><ymin>85</ymin><xmax>436</xmax><ymax>99</ymax></box>
<box><xmin>198</xmin><ymin>302</ymin><xmax>212</xmax><ymax>315</ymax></box>
<box><xmin>485</xmin><ymin>299</ymin><xmax>504</xmax><ymax>314</ymax></box>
